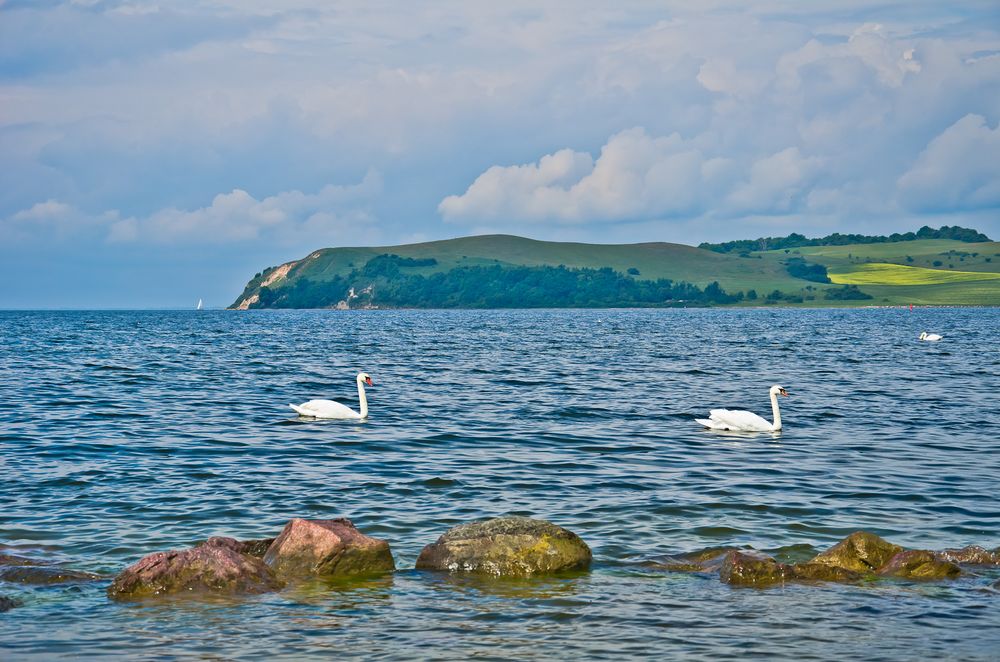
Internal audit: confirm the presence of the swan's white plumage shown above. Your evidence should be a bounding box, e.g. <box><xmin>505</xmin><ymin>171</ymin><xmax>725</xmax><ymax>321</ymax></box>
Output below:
<box><xmin>290</xmin><ymin>372</ymin><xmax>371</xmax><ymax>420</ymax></box>
<box><xmin>697</xmin><ymin>385</ymin><xmax>787</xmax><ymax>432</ymax></box>
<box><xmin>289</xmin><ymin>400</ymin><xmax>361</xmax><ymax>419</ymax></box>
<box><xmin>702</xmin><ymin>409</ymin><xmax>773</xmax><ymax>431</ymax></box>
<box><xmin>919</xmin><ymin>332</ymin><xmax>942</xmax><ymax>342</ymax></box>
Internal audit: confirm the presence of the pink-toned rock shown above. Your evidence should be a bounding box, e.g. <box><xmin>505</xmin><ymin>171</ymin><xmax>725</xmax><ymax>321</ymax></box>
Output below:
<box><xmin>263</xmin><ymin>518</ymin><xmax>394</xmax><ymax>579</ymax></box>
<box><xmin>107</xmin><ymin>537</ymin><xmax>282</xmax><ymax>599</ymax></box>
<box><xmin>938</xmin><ymin>545</ymin><xmax>1000</xmax><ymax>566</ymax></box>
<box><xmin>877</xmin><ymin>550</ymin><xmax>961</xmax><ymax>580</ymax></box>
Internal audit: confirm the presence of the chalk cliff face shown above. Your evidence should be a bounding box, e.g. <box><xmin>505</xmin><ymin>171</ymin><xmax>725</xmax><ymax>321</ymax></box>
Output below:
<box><xmin>234</xmin><ymin>261</ymin><xmax>296</xmax><ymax>309</ymax></box>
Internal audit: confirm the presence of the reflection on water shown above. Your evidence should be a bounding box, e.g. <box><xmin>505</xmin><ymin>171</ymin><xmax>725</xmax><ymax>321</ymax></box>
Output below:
<box><xmin>0</xmin><ymin>308</ymin><xmax>998</xmax><ymax>659</ymax></box>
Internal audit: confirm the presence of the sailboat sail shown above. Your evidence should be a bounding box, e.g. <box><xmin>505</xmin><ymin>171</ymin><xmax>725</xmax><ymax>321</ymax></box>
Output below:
<box><xmin>197</xmin><ymin>299</ymin><xmax>203</xmax><ymax>310</ymax></box>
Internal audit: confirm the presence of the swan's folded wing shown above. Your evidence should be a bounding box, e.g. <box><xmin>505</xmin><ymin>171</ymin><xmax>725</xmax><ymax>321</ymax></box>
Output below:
<box><xmin>708</xmin><ymin>409</ymin><xmax>772</xmax><ymax>431</ymax></box>
<box><xmin>696</xmin><ymin>417</ymin><xmax>728</xmax><ymax>429</ymax></box>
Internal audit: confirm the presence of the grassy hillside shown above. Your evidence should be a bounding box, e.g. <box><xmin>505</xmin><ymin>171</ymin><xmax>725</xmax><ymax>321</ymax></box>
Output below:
<box><xmin>231</xmin><ymin>234</ymin><xmax>1000</xmax><ymax>309</ymax></box>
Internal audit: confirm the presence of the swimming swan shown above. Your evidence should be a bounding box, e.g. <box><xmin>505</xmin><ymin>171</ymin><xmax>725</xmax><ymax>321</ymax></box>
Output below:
<box><xmin>290</xmin><ymin>372</ymin><xmax>373</xmax><ymax>419</ymax></box>
<box><xmin>696</xmin><ymin>385</ymin><xmax>788</xmax><ymax>432</ymax></box>
<box><xmin>919</xmin><ymin>332</ymin><xmax>942</xmax><ymax>342</ymax></box>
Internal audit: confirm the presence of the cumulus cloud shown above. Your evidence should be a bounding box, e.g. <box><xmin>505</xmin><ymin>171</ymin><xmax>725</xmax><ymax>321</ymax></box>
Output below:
<box><xmin>897</xmin><ymin>114</ymin><xmax>1000</xmax><ymax>212</ymax></box>
<box><xmin>440</xmin><ymin>129</ymin><xmax>824</xmax><ymax>223</ymax></box>
<box><xmin>440</xmin><ymin>128</ymin><xmax>724</xmax><ymax>223</ymax></box>
<box><xmin>3</xmin><ymin>171</ymin><xmax>383</xmax><ymax>246</ymax></box>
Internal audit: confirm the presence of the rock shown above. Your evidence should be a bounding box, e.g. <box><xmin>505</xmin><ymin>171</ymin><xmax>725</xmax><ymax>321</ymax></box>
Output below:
<box><xmin>0</xmin><ymin>595</ymin><xmax>22</xmax><ymax>612</ymax></box>
<box><xmin>809</xmin><ymin>531</ymin><xmax>903</xmax><ymax>573</ymax></box>
<box><xmin>0</xmin><ymin>566</ymin><xmax>100</xmax><ymax>585</ymax></box>
<box><xmin>719</xmin><ymin>550</ymin><xmax>790</xmax><ymax>586</ymax></box>
<box><xmin>877</xmin><ymin>550</ymin><xmax>961</xmax><ymax>580</ymax></box>
<box><xmin>108</xmin><ymin>537</ymin><xmax>282</xmax><ymax>599</ymax></box>
<box><xmin>646</xmin><ymin>547</ymin><xmax>739</xmax><ymax>572</ymax></box>
<box><xmin>788</xmin><ymin>562</ymin><xmax>863</xmax><ymax>583</ymax></box>
<box><xmin>263</xmin><ymin>518</ymin><xmax>394</xmax><ymax>579</ymax></box>
<box><xmin>0</xmin><ymin>552</ymin><xmax>48</xmax><ymax>567</ymax></box>
<box><xmin>237</xmin><ymin>538</ymin><xmax>275</xmax><ymax>559</ymax></box>
<box><xmin>415</xmin><ymin>516</ymin><xmax>591</xmax><ymax>577</ymax></box>
<box><xmin>939</xmin><ymin>545</ymin><xmax>1000</xmax><ymax>566</ymax></box>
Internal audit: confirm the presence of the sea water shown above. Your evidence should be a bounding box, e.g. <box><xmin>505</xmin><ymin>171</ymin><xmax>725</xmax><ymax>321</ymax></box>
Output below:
<box><xmin>1</xmin><ymin>308</ymin><xmax>998</xmax><ymax>660</ymax></box>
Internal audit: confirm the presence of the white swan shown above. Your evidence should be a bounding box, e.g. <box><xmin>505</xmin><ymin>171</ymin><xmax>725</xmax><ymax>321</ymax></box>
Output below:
<box><xmin>696</xmin><ymin>385</ymin><xmax>788</xmax><ymax>432</ymax></box>
<box><xmin>289</xmin><ymin>372</ymin><xmax>373</xmax><ymax>419</ymax></box>
<box><xmin>919</xmin><ymin>332</ymin><xmax>942</xmax><ymax>342</ymax></box>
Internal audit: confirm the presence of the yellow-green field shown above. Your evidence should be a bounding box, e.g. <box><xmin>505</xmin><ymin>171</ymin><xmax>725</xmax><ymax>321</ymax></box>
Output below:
<box><xmin>829</xmin><ymin>263</ymin><xmax>1000</xmax><ymax>286</ymax></box>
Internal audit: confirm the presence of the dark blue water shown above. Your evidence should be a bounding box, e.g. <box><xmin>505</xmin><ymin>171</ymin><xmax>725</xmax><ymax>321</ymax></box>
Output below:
<box><xmin>1</xmin><ymin>308</ymin><xmax>998</xmax><ymax>660</ymax></box>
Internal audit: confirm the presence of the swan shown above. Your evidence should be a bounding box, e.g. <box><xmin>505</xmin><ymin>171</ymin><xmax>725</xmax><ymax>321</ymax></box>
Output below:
<box><xmin>919</xmin><ymin>332</ymin><xmax>942</xmax><ymax>342</ymax></box>
<box><xmin>696</xmin><ymin>385</ymin><xmax>788</xmax><ymax>432</ymax></box>
<box><xmin>289</xmin><ymin>372</ymin><xmax>373</xmax><ymax>419</ymax></box>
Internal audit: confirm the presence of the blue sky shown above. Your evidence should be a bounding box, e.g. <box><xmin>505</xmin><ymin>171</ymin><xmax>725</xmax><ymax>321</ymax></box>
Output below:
<box><xmin>1</xmin><ymin>0</ymin><xmax>998</xmax><ymax>308</ymax></box>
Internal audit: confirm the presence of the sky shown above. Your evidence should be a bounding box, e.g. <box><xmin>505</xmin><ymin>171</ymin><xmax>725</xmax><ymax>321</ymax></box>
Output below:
<box><xmin>1</xmin><ymin>0</ymin><xmax>998</xmax><ymax>308</ymax></box>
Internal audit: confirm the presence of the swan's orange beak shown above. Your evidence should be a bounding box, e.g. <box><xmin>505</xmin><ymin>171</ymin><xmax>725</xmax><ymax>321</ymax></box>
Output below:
<box><xmin>365</xmin><ymin>376</ymin><xmax>374</xmax><ymax>386</ymax></box>
<box><xmin>779</xmin><ymin>388</ymin><xmax>789</xmax><ymax>396</ymax></box>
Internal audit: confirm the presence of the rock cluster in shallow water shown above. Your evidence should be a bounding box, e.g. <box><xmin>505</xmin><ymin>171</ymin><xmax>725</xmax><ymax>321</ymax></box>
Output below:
<box><xmin>108</xmin><ymin>518</ymin><xmax>395</xmax><ymax>599</ymax></box>
<box><xmin>653</xmin><ymin>531</ymin><xmax>985</xmax><ymax>587</ymax></box>
<box><xmin>5</xmin><ymin>522</ymin><xmax>997</xmax><ymax>604</ymax></box>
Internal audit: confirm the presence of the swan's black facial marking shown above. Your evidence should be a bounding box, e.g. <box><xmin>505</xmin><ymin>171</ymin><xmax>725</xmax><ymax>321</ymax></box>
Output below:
<box><xmin>779</xmin><ymin>388</ymin><xmax>788</xmax><ymax>397</ymax></box>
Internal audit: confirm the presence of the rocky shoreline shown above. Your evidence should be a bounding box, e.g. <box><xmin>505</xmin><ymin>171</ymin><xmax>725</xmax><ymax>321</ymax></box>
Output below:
<box><xmin>2</xmin><ymin>518</ymin><xmax>999</xmax><ymax>610</ymax></box>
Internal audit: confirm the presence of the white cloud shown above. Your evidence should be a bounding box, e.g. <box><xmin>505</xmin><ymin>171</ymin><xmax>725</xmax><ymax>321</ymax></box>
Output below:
<box><xmin>440</xmin><ymin>128</ymin><xmax>721</xmax><ymax>223</ymax></box>
<box><xmin>726</xmin><ymin>147</ymin><xmax>822</xmax><ymax>214</ymax></box>
<box><xmin>897</xmin><ymin>114</ymin><xmax>1000</xmax><ymax>212</ymax></box>
<box><xmin>440</xmin><ymin>129</ymin><xmax>824</xmax><ymax>223</ymax></box>
<box><xmin>4</xmin><ymin>171</ymin><xmax>383</xmax><ymax>246</ymax></box>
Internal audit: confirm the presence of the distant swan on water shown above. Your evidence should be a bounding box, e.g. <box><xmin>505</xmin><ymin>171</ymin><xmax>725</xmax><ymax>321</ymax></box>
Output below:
<box><xmin>290</xmin><ymin>372</ymin><xmax>373</xmax><ymax>419</ymax></box>
<box><xmin>696</xmin><ymin>385</ymin><xmax>789</xmax><ymax>432</ymax></box>
<box><xmin>919</xmin><ymin>332</ymin><xmax>942</xmax><ymax>342</ymax></box>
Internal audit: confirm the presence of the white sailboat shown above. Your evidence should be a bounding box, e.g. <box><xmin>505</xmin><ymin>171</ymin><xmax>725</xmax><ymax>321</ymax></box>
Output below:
<box><xmin>196</xmin><ymin>298</ymin><xmax>203</xmax><ymax>311</ymax></box>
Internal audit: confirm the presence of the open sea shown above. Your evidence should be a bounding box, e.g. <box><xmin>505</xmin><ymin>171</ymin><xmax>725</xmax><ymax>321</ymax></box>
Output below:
<box><xmin>1</xmin><ymin>308</ymin><xmax>998</xmax><ymax>660</ymax></box>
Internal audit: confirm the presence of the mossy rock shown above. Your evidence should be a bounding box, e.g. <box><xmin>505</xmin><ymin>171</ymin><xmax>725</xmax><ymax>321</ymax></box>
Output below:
<box><xmin>788</xmin><ymin>562</ymin><xmax>863</xmax><ymax>583</ymax></box>
<box><xmin>809</xmin><ymin>531</ymin><xmax>903</xmax><ymax>573</ymax></box>
<box><xmin>719</xmin><ymin>550</ymin><xmax>790</xmax><ymax>586</ymax></box>
<box><xmin>415</xmin><ymin>516</ymin><xmax>591</xmax><ymax>577</ymax></box>
<box><xmin>877</xmin><ymin>550</ymin><xmax>961</xmax><ymax>580</ymax></box>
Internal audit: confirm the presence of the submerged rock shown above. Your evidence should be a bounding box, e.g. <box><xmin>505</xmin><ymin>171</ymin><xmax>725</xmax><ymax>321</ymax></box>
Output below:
<box><xmin>415</xmin><ymin>516</ymin><xmax>591</xmax><ymax>577</ymax></box>
<box><xmin>0</xmin><ymin>566</ymin><xmax>100</xmax><ymax>585</ymax></box>
<box><xmin>263</xmin><ymin>518</ymin><xmax>394</xmax><ymax>579</ymax></box>
<box><xmin>108</xmin><ymin>537</ymin><xmax>282</xmax><ymax>599</ymax></box>
<box><xmin>809</xmin><ymin>531</ymin><xmax>903</xmax><ymax>573</ymax></box>
<box><xmin>939</xmin><ymin>545</ymin><xmax>1000</xmax><ymax>566</ymax></box>
<box><xmin>0</xmin><ymin>595</ymin><xmax>22</xmax><ymax>612</ymax></box>
<box><xmin>719</xmin><ymin>550</ymin><xmax>789</xmax><ymax>586</ymax></box>
<box><xmin>646</xmin><ymin>547</ymin><xmax>739</xmax><ymax>572</ymax></box>
<box><xmin>877</xmin><ymin>550</ymin><xmax>961</xmax><ymax>580</ymax></box>
<box><xmin>0</xmin><ymin>553</ymin><xmax>48</xmax><ymax>567</ymax></box>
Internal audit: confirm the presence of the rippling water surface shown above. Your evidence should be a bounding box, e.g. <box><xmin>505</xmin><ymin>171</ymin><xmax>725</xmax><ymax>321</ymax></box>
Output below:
<box><xmin>1</xmin><ymin>308</ymin><xmax>998</xmax><ymax>660</ymax></box>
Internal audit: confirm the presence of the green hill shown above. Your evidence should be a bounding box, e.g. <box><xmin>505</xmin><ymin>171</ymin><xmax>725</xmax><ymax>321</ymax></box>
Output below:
<box><xmin>230</xmin><ymin>233</ymin><xmax>1000</xmax><ymax>309</ymax></box>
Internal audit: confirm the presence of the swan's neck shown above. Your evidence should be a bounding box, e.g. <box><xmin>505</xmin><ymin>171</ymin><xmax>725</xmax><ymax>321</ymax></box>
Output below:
<box><xmin>770</xmin><ymin>391</ymin><xmax>781</xmax><ymax>431</ymax></box>
<box><xmin>357</xmin><ymin>380</ymin><xmax>368</xmax><ymax>419</ymax></box>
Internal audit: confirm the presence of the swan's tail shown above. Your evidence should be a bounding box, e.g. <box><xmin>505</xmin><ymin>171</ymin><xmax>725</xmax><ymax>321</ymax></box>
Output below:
<box><xmin>695</xmin><ymin>418</ymin><xmax>716</xmax><ymax>428</ymax></box>
<box><xmin>289</xmin><ymin>404</ymin><xmax>309</xmax><ymax>416</ymax></box>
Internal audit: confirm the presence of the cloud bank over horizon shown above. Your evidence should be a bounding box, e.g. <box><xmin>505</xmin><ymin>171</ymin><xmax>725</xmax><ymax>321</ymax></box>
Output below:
<box><xmin>1</xmin><ymin>1</ymin><xmax>998</xmax><ymax>306</ymax></box>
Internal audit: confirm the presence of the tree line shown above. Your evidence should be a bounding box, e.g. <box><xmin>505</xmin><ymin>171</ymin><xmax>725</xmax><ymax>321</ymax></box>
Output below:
<box><xmin>700</xmin><ymin>225</ymin><xmax>991</xmax><ymax>254</ymax></box>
